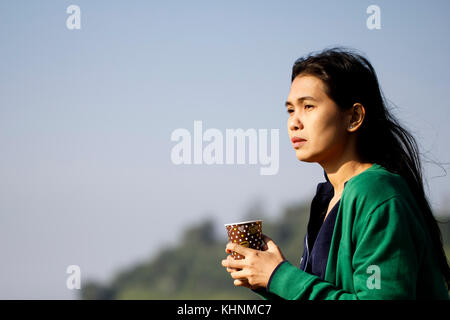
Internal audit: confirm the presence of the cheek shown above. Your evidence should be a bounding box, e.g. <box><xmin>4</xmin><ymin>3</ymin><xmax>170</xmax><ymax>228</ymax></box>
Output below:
<box><xmin>310</xmin><ymin>118</ymin><xmax>345</xmax><ymax>149</ymax></box>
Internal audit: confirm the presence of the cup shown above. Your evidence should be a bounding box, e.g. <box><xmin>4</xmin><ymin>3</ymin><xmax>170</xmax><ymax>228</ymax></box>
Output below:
<box><xmin>224</xmin><ymin>220</ymin><xmax>263</xmax><ymax>259</ymax></box>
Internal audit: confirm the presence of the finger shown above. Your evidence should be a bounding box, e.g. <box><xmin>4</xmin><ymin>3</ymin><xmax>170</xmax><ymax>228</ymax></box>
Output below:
<box><xmin>224</xmin><ymin>241</ymin><xmax>232</xmax><ymax>253</ymax></box>
<box><xmin>262</xmin><ymin>234</ymin><xmax>277</xmax><ymax>250</ymax></box>
<box><xmin>227</xmin><ymin>266</ymin><xmax>242</xmax><ymax>273</ymax></box>
<box><xmin>225</xmin><ymin>242</ymin><xmax>236</xmax><ymax>254</ymax></box>
<box><xmin>230</xmin><ymin>269</ymin><xmax>248</xmax><ymax>280</ymax></box>
<box><xmin>226</xmin><ymin>242</ymin><xmax>254</xmax><ymax>257</ymax></box>
<box><xmin>234</xmin><ymin>279</ymin><xmax>251</xmax><ymax>288</ymax></box>
<box><xmin>222</xmin><ymin>255</ymin><xmax>245</xmax><ymax>269</ymax></box>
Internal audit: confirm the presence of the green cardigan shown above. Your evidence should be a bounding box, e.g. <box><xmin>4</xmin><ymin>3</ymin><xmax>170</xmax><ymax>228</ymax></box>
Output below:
<box><xmin>256</xmin><ymin>163</ymin><xmax>449</xmax><ymax>300</ymax></box>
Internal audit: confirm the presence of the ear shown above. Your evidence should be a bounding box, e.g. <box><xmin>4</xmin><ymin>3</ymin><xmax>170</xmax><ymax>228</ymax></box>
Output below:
<box><xmin>347</xmin><ymin>103</ymin><xmax>366</xmax><ymax>131</ymax></box>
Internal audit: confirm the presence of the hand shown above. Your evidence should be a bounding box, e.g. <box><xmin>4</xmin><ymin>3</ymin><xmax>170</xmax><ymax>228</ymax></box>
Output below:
<box><xmin>221</xmin><ymin>234</ymin><xmax>285</xmax><ymax>289</ymax></box>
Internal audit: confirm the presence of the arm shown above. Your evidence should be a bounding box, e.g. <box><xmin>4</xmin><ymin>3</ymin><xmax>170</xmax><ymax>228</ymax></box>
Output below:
<box><xmin>266</xmin><ymin>196</ymin><xmax>422</xmax><ymax>300</ymax></box>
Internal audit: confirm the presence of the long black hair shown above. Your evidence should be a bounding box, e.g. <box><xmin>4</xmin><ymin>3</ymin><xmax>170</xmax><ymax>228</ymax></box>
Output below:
<box><xmin>291</xmin><ymin>47</ymin><xmax>450</xmax><ymax>290</ymax></box>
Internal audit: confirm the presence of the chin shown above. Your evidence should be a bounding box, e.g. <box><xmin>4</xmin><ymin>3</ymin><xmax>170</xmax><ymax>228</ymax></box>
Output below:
<box><xmin>295</xmin><ymin>149</ymin><xmax>318</xmax><ymax>163</ymax></box>
<box><xmin>295</xmin><ymin>150</ymin><xmax>309</xmax><ymax>162</ymax></box>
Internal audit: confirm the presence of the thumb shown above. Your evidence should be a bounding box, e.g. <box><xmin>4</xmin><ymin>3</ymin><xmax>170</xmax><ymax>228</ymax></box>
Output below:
<box><xmin>262</xmin><ymin>234</ymin><xmax>277</xmax><ymax>251</ymax></box>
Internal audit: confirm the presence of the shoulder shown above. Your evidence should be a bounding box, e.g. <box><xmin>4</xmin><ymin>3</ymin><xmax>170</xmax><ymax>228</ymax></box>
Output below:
<box><xmin>344</xmin><ymin>163</ymin><xmax>411</xmax><ymax>205</ymax></box>
<box><xmin>341</xmin><ymin>164</ymin><xmax>428</xmax><ymax>244</ymax></box>
<box><xmin>342</xmin><ymin>163</ymin><xmax>418</xmax><ymax>222</ymax></box>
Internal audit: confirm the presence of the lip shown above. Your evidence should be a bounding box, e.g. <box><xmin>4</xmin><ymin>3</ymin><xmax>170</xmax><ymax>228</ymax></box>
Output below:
<box><xmin>291</xmin><ymin>136</ymin><xmax>306</xmax><ymax>143</ymax></box>
<box><xmin>292</xmin><ymin>140</ymin><xmax>306</xmax><ymax>148</ymax></box>
<box><xmin>291</xmin><ymin>136</ymin><xmax>307</xmax><ymax>149</ymax></box>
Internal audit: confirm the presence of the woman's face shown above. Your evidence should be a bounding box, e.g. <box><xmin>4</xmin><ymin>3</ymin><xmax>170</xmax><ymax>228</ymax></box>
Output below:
<box><xmin>286</xmin><ymin>74</ymin><xmax>350</xmax><ymax>164</ymax></box>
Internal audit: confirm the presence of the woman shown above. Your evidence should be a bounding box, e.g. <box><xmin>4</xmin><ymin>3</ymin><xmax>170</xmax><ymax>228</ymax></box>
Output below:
<box><xmin>221</xmin><ymin>47</ymin><xmax>450</xmax><ymax>299</ymax></box>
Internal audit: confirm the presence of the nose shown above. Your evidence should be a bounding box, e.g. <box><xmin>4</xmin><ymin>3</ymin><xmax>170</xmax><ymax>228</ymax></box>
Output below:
<box><xmin>288</xmin><ymin>112</ymin><xmax>303</xmax><ymax>132</ymax></box>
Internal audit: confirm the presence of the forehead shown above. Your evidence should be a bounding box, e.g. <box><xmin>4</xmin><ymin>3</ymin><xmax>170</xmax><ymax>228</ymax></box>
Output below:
<box><xmin>287</xmin><ymin>75</ymin><xmax>327</xmax><ymax>101</ymax></box>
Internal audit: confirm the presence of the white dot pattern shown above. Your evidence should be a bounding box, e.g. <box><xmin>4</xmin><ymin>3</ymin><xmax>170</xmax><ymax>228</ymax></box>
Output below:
<box><xmin>225</xmin><ymin>221</ymin><xmax>262</xmax><ymax>260</ymax></box>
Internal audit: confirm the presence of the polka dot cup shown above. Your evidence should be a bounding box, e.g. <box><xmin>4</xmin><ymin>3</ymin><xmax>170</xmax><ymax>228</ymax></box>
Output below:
<box><xmin>224</xmin><ymin>220</ymin><xmax>263</xmax><ymax>260</ymax></box>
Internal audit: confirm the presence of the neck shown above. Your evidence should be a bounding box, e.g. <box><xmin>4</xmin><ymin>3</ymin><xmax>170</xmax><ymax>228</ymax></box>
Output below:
<box><xmin>321</xmin><ymin>157</ymin><xmax>373</xmax><ymax>197</ymax></box>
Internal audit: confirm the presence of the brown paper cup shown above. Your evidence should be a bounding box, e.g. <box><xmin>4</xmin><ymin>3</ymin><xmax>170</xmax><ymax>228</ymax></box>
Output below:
<box><xmin>224</xmin><ymin>220</ymin><xmax>263</xmax><ymax>259</ymax></box>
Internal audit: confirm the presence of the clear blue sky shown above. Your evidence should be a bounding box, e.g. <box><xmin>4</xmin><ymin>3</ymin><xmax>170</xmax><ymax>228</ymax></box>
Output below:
<box><xmin>1</xmin><ymin>0</ymin><xmax>450</xmax><ymax>298</ymax></box>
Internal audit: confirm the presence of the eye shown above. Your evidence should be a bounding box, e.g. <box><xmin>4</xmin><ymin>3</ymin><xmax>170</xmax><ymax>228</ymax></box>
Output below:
<box><xmin>305</xmin><ymin>105</ymin><xmax>314</xmax><ymax>110</ymax></box>
<box><xmin>286</xmin><ymin>109</ymin><xmax>294</xmax><ymax>114</ymax></box>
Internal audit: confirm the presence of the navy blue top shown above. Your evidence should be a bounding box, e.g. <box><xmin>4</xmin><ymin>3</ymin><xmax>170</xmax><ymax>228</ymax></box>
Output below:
<box><xmin>299</xmin><ymin>170</ymin><xmax>349</xmax><ymax>280</ymax></box>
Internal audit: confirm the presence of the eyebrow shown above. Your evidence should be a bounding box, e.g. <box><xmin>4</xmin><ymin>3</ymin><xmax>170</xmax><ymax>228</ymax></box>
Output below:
<box><xmin>285</xmin><ymin>96</ymin><xmax>317</xmax><ymax>107</ymax></box>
